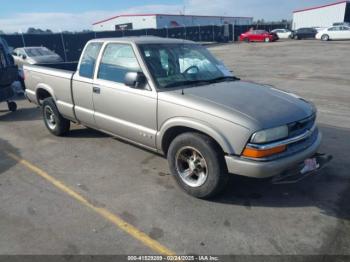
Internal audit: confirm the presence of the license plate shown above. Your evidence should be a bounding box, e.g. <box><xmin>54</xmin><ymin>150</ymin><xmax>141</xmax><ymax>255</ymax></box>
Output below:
<box><xmin>300</xmin><ymin>158</ymin><xmax>320</xmax><ymax>175</ymax></box>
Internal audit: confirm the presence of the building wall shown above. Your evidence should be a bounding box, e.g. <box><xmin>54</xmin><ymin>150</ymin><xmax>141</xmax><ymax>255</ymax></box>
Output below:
<box><xmin>93</xmin><ymin>15</ymin><xmax>253</xmax><ymax>32</ymax></box>
<box><xmin>292</xmin><ymin>2</ymin><xmax>348</xmax><ymax>29</ymax></box>
<box><xmin>93</xmin><ymin>16</ymin><xmax>158</xmax><ymax>32</ymax></box>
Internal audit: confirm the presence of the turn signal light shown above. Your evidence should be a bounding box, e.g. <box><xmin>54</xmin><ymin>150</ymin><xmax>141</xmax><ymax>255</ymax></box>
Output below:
<box><xmin>242</xmin><ymin>145</ymin><xmax>287</xmax><ymax>158</ymax></box>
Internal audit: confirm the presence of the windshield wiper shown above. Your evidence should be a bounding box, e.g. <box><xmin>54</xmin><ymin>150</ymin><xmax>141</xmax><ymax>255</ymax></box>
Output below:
<box><xmin>163</xmin><ymin>76</ymin><xmax>240</xmax><ymax>89</ymax></box>
<box><xmin>207</xmin><ymin>76</ymin><xmax>240</xmax><ymax>83</ymax></box>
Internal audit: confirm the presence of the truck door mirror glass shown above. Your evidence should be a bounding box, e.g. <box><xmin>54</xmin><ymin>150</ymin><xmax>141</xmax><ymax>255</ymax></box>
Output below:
<box><xmin>124</xmin><ymin>72</ymin><xmax>146</xmax><ymax>88</ymax></box>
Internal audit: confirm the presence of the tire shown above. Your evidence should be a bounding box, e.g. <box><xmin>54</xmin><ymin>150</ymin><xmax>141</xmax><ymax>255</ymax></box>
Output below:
<box><xmin>42</xmin><ymin>97</ymin><xmax>70</xmax><ymax>136</ymax></box>
<box><xmin>244</xmin><ymin>38</ymin><xmax>250</xmax><ymax>43</ymax></box>
<box><xmin>167</xmin><ymin>132</ymin><xmax>228</xmax><ymax>199</ymax></box>
<box><xmin>321</xmin><ymin>34</ymin><xmax>329</xmax><ymax>41</ymax></box>
<box><xmin>294</xmin><ymin>35</ymin><xmax>299</xmax><ymax>40</ymax></box>
<box><xmin>7</xmin><ymin>101</ymin><xmax>17</xmax><ymax>112</ymax></box>
<box><xmin>264</xmin><ymin>37</ymin><xmax>270</xmax><ymax>43</ymax></box>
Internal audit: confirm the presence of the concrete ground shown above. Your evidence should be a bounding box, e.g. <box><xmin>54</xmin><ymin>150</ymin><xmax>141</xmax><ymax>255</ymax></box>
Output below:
<box><xmin>0</xmin><ymin>40</ymin><xmax>349</xmax><ymax>256</ymax></box>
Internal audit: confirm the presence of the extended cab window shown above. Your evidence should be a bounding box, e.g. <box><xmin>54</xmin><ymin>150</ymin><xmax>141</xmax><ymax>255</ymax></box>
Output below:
<box><xmin>79</xmin><ymin>42</ymin><xmax>102</xmax><ymax>79</ymax></box>
<box><xmin>98</xmin><ymin>43</ymin><xmax>140</xmax><ymax>83</ymax></box>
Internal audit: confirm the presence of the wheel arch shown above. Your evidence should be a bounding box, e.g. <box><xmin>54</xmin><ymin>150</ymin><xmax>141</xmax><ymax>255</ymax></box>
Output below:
<box><xmin>157</xmin><ymin>117</ymin><xmax>234</xmax><ymax>156</ymax></box>
<box><xmin>35</xmin><ymin>84</ymin><xmax>56</xmax><ymax>105</ymax></box>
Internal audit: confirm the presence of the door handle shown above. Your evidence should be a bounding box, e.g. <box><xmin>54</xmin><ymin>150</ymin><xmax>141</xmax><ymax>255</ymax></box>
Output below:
<box><xmin>93</xmin><ymin>86</ymin><xmax>101</xmax><ymax>94</ymax></box>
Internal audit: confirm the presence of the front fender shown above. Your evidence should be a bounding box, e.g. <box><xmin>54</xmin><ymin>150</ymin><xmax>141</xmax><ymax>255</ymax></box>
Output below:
<box><xmin>157</xmin><ymin>117</ymin><xmax>236</xmax><ymax>154</ymax></box>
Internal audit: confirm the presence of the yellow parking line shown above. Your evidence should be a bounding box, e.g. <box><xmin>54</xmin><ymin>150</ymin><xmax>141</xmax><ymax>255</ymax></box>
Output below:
<box><xmin>6</xmin><ymin>152</ymin><xmax>175</xmax><ymax>256</ymax></box>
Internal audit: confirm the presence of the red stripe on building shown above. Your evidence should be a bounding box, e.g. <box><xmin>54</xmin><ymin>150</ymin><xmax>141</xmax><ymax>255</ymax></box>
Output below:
<box><xmin>293</xmin><ymin>0</ymin><xmax>349</xmax><ymax>13</ymax></box>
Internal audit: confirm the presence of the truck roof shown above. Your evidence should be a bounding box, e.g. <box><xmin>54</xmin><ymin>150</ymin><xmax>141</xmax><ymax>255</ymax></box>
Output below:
<box><xmin>89</xmin><ymin>36</ymin><xmax>196</xmax><ymax>45</ymax></box>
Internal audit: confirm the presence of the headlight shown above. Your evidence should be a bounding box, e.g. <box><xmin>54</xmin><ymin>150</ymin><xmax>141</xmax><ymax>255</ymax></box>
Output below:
<box><xmin>251</xmin><ymin>125</ymin><xmax>288</xmax><ymax>144</ymax></box>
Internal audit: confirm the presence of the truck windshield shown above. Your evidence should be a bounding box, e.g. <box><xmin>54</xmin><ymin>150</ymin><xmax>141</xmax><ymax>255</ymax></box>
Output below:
<box><xmin>138</xmin><ymin>43</ymin><xmax>235</xmax><ymax>89</ymax></box>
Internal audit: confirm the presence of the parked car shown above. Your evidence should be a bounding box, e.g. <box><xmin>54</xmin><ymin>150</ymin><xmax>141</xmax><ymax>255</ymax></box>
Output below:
<box><xmin>239</xmin><ymin>30</ymin><xmax>278</xmax><ymax>42</ymax></box>
<box><xmin>271</xmin><ymin>29</ymin><xmax>293</xmax><ymax>39</ymax></box>
<box><xmin>293</xmin><ymin>28</ymin><xmax>318</xmax><ymax>40</ymax></box>
<box><xmin>313</xmin><ymin>27</ymin><xmax>327</xmax><ymax>33</ymax></box>
<box><xmin>24</xmin><ymin>37</ymin><xmax>331</xmax><ymax>198</ymax></box>
<box><xmin>0</xmin><ymin>37</ymin><xmax>18</xmax><ymax>112</ymax></box>
<box><xmin>12</xmin><ymin>46</ymin><xmax>63</xmax><ymax>68</ymax></box>
<box><xmin>316</xmin><ymin>26</ymin><xmax>350</xmax><ymax>41</ymax></box>
<box><xmin>333</xmin><ymin>22</ymin><xmax>350</xmax><ymax>27</ymax></box>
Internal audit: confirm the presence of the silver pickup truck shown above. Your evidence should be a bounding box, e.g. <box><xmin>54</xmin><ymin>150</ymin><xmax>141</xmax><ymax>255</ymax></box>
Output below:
<box><xmin>24</xmin><ymin>37</ymin><xmax>331</xmax><ymax>198</ymax></box>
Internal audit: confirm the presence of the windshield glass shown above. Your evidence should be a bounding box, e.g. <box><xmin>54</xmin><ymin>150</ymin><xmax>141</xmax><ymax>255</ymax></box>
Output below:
<box><xmin>25</xmin><ymin>47</ymin><xmax>56</xmax><ymax>57</ymax></box>
<box><xmin>138</xmin><ymin>43</ymin><xmax>234</xmax><ymax>89</ymax></box>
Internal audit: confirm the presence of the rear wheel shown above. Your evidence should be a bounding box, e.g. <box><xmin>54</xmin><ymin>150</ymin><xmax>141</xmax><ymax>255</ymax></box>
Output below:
<box><xmin>264</xmin><ymin>37</ymin><xmax>270</xmax><ymax>43</ymax></box>
<box><xmin>42</xmin><ymin>98</ymin><xmax>70</xmax><ymax>136</ymax></box>
<box><xmin>321</xmin><ymin>34</ymin><xmax>329</xmax><ymax>41</ymax></box>
<box><xmin>244</xmin><ymin>38</ymin><xmax>250</xmax><ymax>43</ymax></box>
<box><xmin>167</xmin><ymin>132</ymin><xmax>228</xmax><ymax>199</ymax></box>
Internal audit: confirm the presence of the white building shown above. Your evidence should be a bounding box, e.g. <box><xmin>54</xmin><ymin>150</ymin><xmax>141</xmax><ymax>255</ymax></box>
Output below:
<box><xmin>293</xmin><ymin>1</ymin><xmax>350</xmax><ymax>30</ymax></box>
<box><xmin>92</xmin><ymin>14</ymin><xmax>253</xmax><ymax>32</ymax></box>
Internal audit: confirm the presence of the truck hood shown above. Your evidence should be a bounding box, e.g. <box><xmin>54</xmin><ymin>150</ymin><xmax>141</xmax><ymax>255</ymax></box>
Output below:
<box><xmin>158</xmin><ymin>81</ymin><xmax>315</xmax><ymax>130</ymax></box>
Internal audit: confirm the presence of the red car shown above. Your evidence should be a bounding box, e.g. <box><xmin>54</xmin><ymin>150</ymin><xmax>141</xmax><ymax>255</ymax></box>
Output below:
<box><xmin>239</xmin><ymin>30</ymin><xmax>279</xmax><ymax>42</ymax></box>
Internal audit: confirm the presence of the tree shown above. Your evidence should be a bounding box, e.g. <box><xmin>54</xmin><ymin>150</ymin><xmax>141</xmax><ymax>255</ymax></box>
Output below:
<box><xmin>26</xmin><ymin>27</ymin><xmax>53</xmax><ymax>34</ymax></box>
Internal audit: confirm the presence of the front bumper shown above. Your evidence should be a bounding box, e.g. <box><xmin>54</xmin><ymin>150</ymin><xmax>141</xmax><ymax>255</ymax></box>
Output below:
<box><xmin>225</xmin><ymin>131</ymin><xmax>322</xmax><ymax>178</ymax></box>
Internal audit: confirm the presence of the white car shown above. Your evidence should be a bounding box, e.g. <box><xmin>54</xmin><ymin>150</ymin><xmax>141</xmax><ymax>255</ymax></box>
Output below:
<box><xmin>316</xmin><ymin>26</ymin><xmax>350</xmax><ymax>41</ymax></box>
<box><xmin>271</xmin><ymin>29</ymin><xmax>292</xmax><ymax>39</ymax></box>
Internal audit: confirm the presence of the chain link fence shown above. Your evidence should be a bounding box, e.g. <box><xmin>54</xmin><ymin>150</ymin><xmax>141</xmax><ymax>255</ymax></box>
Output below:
<box><xmin>1</xmin><ymin>23</ymin><xmax>289</xmax><ymax>62</ymax></box>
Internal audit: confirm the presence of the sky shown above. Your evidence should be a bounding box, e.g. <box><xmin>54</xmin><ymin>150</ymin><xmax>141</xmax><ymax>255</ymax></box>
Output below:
<box><xmin>0</xmin><ymin>0</ymin><xmax>337</xmax><ymax>33</ymax></box>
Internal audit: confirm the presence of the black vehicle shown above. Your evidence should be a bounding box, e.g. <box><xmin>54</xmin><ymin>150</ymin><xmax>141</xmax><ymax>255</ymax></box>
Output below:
<box><xmin>292</xmin><ymin>28</ymin><xmax>318</xmax><ymax>40</ymax></box>
<box><xmin>0</xmin><ymin>37</ymin><xmax>18</xmax><ymax>112</ymax></box>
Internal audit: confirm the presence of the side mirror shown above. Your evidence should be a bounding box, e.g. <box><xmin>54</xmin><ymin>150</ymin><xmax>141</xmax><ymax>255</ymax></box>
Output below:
<box><xmin>124</xmin><ymin>72</ymin><xmax>147</xmax><ymax>89</ymax></box>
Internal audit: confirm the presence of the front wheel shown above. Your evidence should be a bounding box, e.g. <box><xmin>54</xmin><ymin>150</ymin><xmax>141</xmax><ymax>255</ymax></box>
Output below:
<box><xmin>264</xmin><ymin>37</ymin><xmax>270</xmax><ymax>43</ymax></box>
<box><xmin>167</xmin><ymin>133</ymin><xmax>228</xmax><ymax>199</ymax></box>
<box><xmin>42</xmin><ymin>98</ymin><xmax>70</xmax><ymax>136</ymax></box>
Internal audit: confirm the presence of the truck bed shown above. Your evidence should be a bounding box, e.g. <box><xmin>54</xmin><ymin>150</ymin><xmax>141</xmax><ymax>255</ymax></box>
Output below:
<box><xmin>24</xmin><ymin>62</ymin><xmax>78</xmax><ymax>121</ymax></box>
<box><xmin>35</xmin><ymin>62</ymin><xmax>79</xmax><ymax>72</ymax></box>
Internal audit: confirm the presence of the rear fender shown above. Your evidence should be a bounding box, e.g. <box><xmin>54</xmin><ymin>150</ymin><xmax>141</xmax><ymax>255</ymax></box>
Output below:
<box><xmin>35</xmin><ymin>83</ymin><xmax>56</xmax><ymax>104</ymax></box>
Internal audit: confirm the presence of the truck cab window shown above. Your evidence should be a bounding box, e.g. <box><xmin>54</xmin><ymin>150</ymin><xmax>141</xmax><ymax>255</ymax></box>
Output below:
<box><xmin>79</xmin><ymin>42</ymin><xmax>102</xmax><ymax>79</ymax></box>
<box><xmin>97</xmin><ymin>43</ymin><xmax>140</xmax><ymax>84</ymax></box>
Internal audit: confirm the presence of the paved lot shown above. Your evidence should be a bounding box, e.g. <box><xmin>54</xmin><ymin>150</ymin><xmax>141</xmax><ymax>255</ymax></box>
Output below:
<box><xmin>0</xmin><ymin>40</ymin><xmax>349</xmax><ymax>255</ymax></box>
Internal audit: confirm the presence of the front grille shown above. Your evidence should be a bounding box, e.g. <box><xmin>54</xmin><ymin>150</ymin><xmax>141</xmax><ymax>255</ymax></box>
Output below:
<box><xmin>288</xmin><ymin>114</ymin><xmax>316</xmax><ymax>138</ymax></box>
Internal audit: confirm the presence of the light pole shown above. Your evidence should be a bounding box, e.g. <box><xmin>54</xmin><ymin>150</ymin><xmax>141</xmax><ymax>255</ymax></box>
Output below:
<box><xmin>195</xmin><ymin>23</ymin><xmax>201</xmax><ymax>42</ymax></box>
<box><xmin>59</xmin><ymin>29</ymin><xmax>68</xmax><ymax>62</ymax></box>
<box><xmin>19</xmin><ymin>29</ymin><xmax>26</xmax><ymax>47</ymax></box>
<box><xmin>212</xmin><ymin>24</ymin><xmax>215</xmax><ymax>42</ymax></box>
